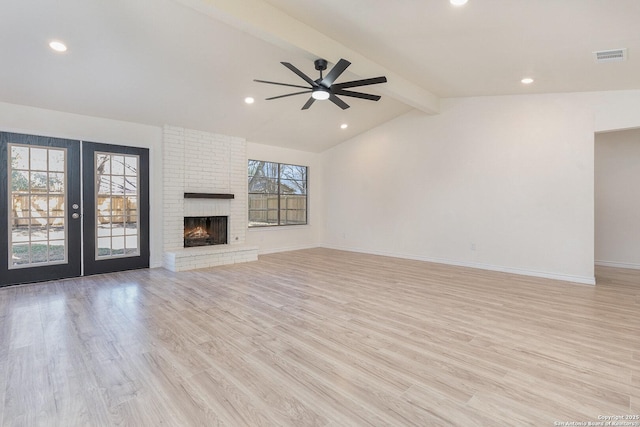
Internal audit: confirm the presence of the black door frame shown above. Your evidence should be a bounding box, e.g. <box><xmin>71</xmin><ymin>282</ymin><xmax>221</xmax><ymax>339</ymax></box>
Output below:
<box><xmin>0</xmin><ymin>133</ymin><xmax>82</xmax><ymax>287</ymax></box>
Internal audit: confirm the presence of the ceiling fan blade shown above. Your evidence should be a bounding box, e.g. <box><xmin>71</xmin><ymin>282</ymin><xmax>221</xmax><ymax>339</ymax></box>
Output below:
<box><xmin>254</xmin><ymin>79</ymin><xmax>311</xmax><ymax>90</ymax></box>
<box><xmin>320</xmin><ymin>58</ymin><xmax>351</xmax><ymax>87</ymax></box>
<box><xmin>333</xmin><ymin>76</ymin><xmax>387</xmax><ymax>89</ymax></box>
<box><xmin>301</xmin><ymin>97</ymin><xmax>316</xmax><ymax>110</ymax></box>
<box><xmin>281</xmin><ymin>62</ymin><xmax>318</xmax><ymax>87</ymax></box>
<box><xmin>329</xmin><ymin>94</ymin><xmax>350</xmax><ymax>110</ymax></box>
<box><xmin>265</xmin><ymin>90</ymin><xmax>312</xmax><ymax>101</ymax></box>
<box><xmin>334</xmin><ymin>89</ymin><xmax>381</xmax><ymax>101</ymax></box>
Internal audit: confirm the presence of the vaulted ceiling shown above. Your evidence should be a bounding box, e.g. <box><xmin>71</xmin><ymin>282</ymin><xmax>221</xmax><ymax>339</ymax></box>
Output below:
<box><xmin>2</xmin><ymin>0</ymin><xmax>639</xmax><ymax>152</ymax></box>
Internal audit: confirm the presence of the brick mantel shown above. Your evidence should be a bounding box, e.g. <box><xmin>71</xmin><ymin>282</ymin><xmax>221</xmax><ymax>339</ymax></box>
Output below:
<box><xmin>162</xmin><ymin>125</ymin><xmax>257</xmax><ymax>271</ymax></box>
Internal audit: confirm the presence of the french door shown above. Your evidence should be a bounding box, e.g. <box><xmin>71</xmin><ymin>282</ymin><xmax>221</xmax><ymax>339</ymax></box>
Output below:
<box><xmin>82</xmin><ymin>141</ymin><xmax>149</xmax><ymax>276</ymax></box>
<box><xmin>0</xmin><ymin>132</ymin><xmax>149</xmax><ymax>287</ymax></box>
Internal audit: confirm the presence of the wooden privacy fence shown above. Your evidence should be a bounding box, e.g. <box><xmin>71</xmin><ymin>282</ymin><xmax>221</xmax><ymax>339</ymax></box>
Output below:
<box><xmin>11</xmin><ymin>194</ymin><xmax>138</xmax><ymax>226</ymax></box>
<box><xmin>248</xmin><ymin>194</ymin><xmax>306</xmax><ymax>224</ymax></box>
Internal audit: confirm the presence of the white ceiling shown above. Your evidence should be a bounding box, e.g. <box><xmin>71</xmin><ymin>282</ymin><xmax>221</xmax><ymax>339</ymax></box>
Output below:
<box><xmin>2</xmin><ymin>0</ymin><xmax>639</xmax><ymax>152</ymax></box>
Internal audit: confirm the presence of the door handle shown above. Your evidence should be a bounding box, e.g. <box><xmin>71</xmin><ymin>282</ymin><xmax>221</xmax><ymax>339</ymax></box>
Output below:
<box><xmin>72</xmin><ymin>213</ymin><xmax>80</xmax><ymax>219</ymax></box>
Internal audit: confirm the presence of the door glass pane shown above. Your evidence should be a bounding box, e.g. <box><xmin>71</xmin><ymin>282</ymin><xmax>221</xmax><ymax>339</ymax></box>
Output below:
<box><xmin>96</xmin><ymin>153</ymin><xmax>110</xmax><ymax>174</ymax></box>
<box><xmin>31</xmin><ymin>244</ymin><xmax>48</xmax><ymax>263</ymax></box>
<box><xmin>49</xmin><ymin>196</ymin><xmax>65</xmax><ymax>217</ymax></box>
<box><xmin>112</xmin><ymin>236</ymin><xmax>125</xmax><ymax>255</ymax></box>
<box><xmin>12</xmin><ymin>171</ymin><xmax>29</xmax><ymax>192</ymax></box>
<box><xmin>95</xmin><ymin>152</ymin><xmax>140</xmax><ymax>259</ymax></box>
<box><xmin>125</xmin><ymin>176</ymin><xmax>137</xmax><ymax>194</ymax></box>
<box><xmin>125</xmin><ymin>236</ymin><xmax>138</xmax><ymax>252</ymax></box>
<box><xmin>125</xmin><ymin>157</ymin><xmax>137</xmax><ymax>176</ymax></box>
<box><xmin>48</xmin><ymin>173</ymin><xmax>64</xmax><ymax>193</ymax></box>
<box><xmin>8</xmin><ymin>144</ymin><xmax>68</xmax><ymax>268</ymax></box>
<box><xmin>30</xmin><ymin>148</ymin><xmax>47</xmax><ymax>171</ymax></box>
<box><xmin>11</xmin><ymin>244</ymin><xmax>30</xmax><ymax>266</ymax></box>
<box><xmin>111</xmin><ymin>156</ymin><xmax>125</xmax><ymax>175</ymax></box>
<box><xmin>49</xmin><ymin>220</ymin><xmax>65</xmax><ymax>240</ymax></box>
<box><xmin>30</xmin><ymin>172</ymin><xmax>47</xmax><ymax>191</ymax></box>
<box><xmin>97</xmin><ymin>237</ymin><xmax>111</xmax><ymax>257</ymax></box>
<box><xmin>11</xmin><ymin>227</ymin><xmax>29</xmax><ymax>243</ymax></box>
<box><xmin>30</xmin><ymin>222</ymin><xmax>48</xmax><ymax>241</ymax></box>
<box><xmin>49</xmin><ymin>241</ymin><xmax>65</xmax><ymax>262</ymax></box>
<box><xmin>98</xmin><ymin>176</ymin><xmax>110</xmax><ymax>195</ymax></box>
<box><xmin>12</xmin><ymin>146</ymin><xmax>29</xmax><ymax>169</ymax></box>
<box><xmin>111</xmin><ymin>176</ymin><xmax>124</xmax><ymax>195</ymax></box>
<box><xmin>49</xmin><ymin>150</ymin><xmax>65</xmax><ymax>172</ymax></box>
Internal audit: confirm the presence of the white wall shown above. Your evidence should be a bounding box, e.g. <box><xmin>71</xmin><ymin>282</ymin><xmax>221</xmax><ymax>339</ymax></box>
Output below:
<box><xmin>595</xmin><ymin>128</ymin><xmax>640</xmax><ymax>269</ymax></box>
<box><xmin>594</xmin><ymin>90</ymin><xmax>640</xmax><ymax>133</ymax></box>
<box><xmin>0</xmin><ymin>102</ymin><xmax>164</xmax><ymax>267</ymax></box>
<box><xmin>246</xmin><ymin>142</ymin><xmax>322</xmax><ymax>254</ymax></box>
<box><xmin>321</xmin><ymin>91</ymin><xmax>640</xmax><ymax>285</ymax></box>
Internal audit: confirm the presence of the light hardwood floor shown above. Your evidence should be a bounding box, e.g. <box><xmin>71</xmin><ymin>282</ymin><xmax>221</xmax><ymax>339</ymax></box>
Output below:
<box><xmin>1</xmin><ymin>248</ymin><xmax>638</xmax><ymax>426</ymax></box>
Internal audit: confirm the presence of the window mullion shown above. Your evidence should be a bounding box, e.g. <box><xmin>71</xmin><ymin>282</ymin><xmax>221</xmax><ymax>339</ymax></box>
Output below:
<box><xmin>277</xmin><ymin>163</ymin><xmax>281</xmax><ymax>225</ymax></box>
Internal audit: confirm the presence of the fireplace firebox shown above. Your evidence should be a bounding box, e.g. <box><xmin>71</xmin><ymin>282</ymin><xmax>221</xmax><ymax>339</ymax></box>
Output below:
<box><xmin>184</xmin><ymin>216</ymin><xmax>228</xmax><ymax>247</ymax></box>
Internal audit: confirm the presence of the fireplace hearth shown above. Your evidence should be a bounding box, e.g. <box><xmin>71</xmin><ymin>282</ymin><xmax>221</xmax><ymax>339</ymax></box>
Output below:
<box><xmin>184</xmin><ymin>216</ymin><xmax>228</xmax><ymax>247</ymax></box>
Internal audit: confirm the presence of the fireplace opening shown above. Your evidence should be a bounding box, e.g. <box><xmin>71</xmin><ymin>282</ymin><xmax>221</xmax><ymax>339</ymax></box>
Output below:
<box><xmin>184</xmin><ymin>216</ymin><xmax>228</xmax><ymax>247</ymax></box>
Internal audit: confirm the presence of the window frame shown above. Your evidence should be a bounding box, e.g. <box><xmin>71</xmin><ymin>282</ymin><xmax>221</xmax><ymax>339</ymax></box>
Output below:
<box><xmin>248</xmin><ymin>160</ymin><xmax>308</xmax><ymax>228</ymax></box>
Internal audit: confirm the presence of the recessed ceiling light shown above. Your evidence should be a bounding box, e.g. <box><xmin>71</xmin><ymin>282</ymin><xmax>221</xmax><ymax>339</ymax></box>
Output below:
<box><xmin>450</xmin><ymin>0</ymin><xmax>468</xmax><ymax>6</ymax></box>
<box><xmin>521</xmin><ymin>77</ymin><xmax>534</xmax><ymax>84</ymax></box>
<box><xmin>49</xmin><ymin>40</ymin><xmax>67</xmax><ymax>52</ymax></box>
<box><xmin>340</xmin><ymin>123</ymin><xmax>348</xmax><ymax>129</ymax></box>
<box><xmin>244</xmin><ymin>97</ymin><xmax>255</xmax><ymax>104</ymax></box>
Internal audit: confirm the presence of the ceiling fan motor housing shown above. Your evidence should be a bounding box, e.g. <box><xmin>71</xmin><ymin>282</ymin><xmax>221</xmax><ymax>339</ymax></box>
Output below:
<box><xmin>314</xmin><ymin>59</ymin><xmax>328</xmax><ymax>71</ymax></box>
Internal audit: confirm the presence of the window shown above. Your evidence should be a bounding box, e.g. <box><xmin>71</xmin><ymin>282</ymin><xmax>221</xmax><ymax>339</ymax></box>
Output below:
<box><xmin>95</xmin><ymin>152</ymin><xmax>140</xmax><ymax>258</ymax></box>
<box><xmin>8</xmin><ymin>144</ymin><xmax>68</xmax><ymax>267</ymax></box>
<box><xmin>248</xmin><ymin>160</ymin><xmax>307</xmax><ymax>227</ymax></box>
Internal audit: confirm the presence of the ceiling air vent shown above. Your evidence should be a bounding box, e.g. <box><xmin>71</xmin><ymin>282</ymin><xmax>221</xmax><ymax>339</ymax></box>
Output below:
<box><xmin>593</xmin><ymin>48</ymin><xmax>627</xmax><ymax>63</ymax></box>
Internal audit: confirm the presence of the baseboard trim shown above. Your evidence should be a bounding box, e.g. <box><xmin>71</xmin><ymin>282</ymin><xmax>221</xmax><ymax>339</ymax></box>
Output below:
<box><xmin>595</xmin><ymin>260</ymin><xmax>640</xmax><ymax>270</ymax></box>
<box><xmin>258</xmin><ymin>244</ymin><xmax>319</xmax><ymax>255</ymax></box>
<box><xmin>321</xmin><ymin>244</ymin><xmax>596</xmax><ymax>286</ymax></box>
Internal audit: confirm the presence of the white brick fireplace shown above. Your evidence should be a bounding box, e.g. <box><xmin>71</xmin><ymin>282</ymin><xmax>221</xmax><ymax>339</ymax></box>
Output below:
<box><xmin>162</xmin><ymin>125</ymin><xmax>257</xmax><ymax>271</ymax></box>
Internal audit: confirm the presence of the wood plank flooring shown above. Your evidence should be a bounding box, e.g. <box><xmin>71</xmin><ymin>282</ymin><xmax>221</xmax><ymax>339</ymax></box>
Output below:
<box><xmin>0</xmin><ymin>248</ymin><xmax>638</xmax><ymax>426</ymax></box>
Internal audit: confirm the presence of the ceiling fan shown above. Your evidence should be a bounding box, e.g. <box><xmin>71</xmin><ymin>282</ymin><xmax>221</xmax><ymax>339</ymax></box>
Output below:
<box><xmin>254</xmin><ymin>58</ymin><xmax>387</xmax><ymax>110</ymax></box>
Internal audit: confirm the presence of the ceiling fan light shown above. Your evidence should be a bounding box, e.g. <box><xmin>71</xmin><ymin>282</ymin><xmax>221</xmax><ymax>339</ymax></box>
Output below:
<box><xmin>311</xmin><ymin>88</ymin><xmax>330</xmax><ymax>100</ymax></box>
